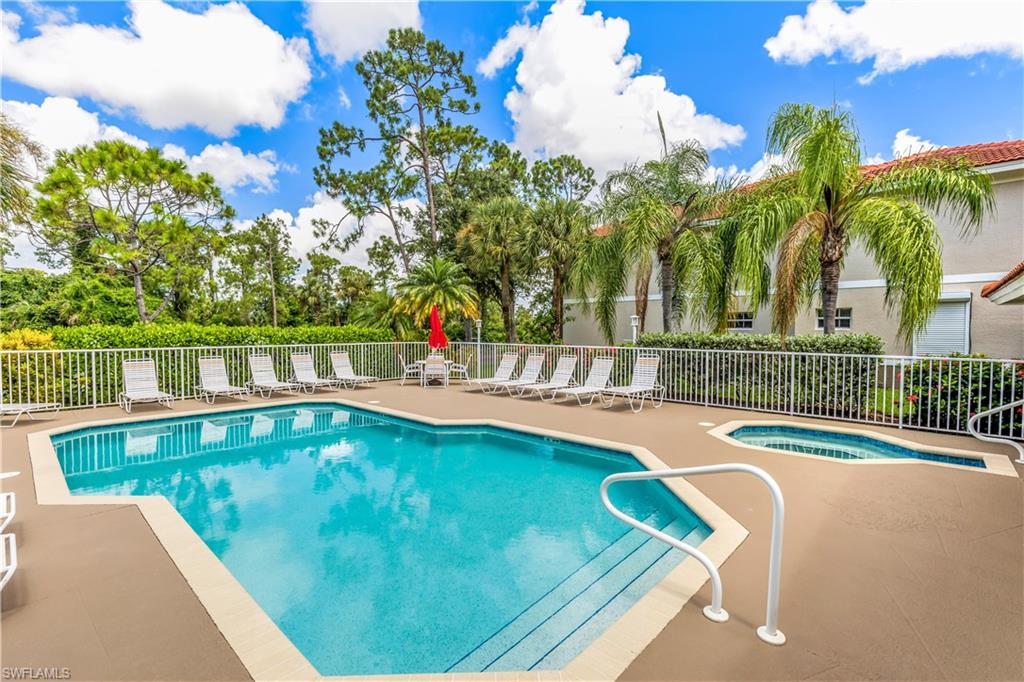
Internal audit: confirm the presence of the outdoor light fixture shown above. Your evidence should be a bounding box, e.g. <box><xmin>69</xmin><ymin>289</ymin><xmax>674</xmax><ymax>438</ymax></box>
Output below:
<box><xmin>630</xmin><ymin>314</ymin><xmax>640</xmax><ymax>343</ymax></box>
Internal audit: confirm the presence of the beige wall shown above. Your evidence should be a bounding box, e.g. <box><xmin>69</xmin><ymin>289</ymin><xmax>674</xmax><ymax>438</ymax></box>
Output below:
<box><xmin>565</xmin><ymin>167</ymin><xmax>1024</xmax><ymax>357</ymax></box>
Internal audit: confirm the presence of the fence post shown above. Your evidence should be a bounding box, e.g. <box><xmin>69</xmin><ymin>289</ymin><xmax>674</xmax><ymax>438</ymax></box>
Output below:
<box><xmin>788</xmin><ymin>354</ymin><xmax>796</xmax><ymax>415</ymax></box>
<box><xmin>475</xmin><ymin>320</ymin><xmax>482</xmax><ymax>379</ymax></box>
<box><xmin>897</xmin><ymin>358</ymin><xmax>905</xmax><ymax>429</ymax></box>
<box><xmin>90</xmin><ymin>350</ymin><xmax>98</xmax><ymax>408</ymax></box>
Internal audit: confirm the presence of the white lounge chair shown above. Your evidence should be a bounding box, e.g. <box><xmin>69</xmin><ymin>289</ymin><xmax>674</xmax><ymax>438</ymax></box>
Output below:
<box><xmin>119</xmin><ymin>359</ymin><xmax>173</xmax><ymax>413</ymax></box>
<box><xmin>601</xmin><ymin>356</ymin><xmax>666</xmax><ymax>413</ymax></box>
<box><xmin>398</xmin><ymin>353</ymin><xmax>422</xmax><ymax>386</ymax></box>
<box><xmin>196</xmin><ymin>356</ymin><xmax>249</xmax><ymax>404</ymax></box>
<box><xmin>421</xmin><ymin>355</ymin><xmax>449</xmax><ymax>388</ymax></box>
<box><xmin>488</xmin><ymin>353</ymin><xmax>546</xmax><ymax>395</ymax></box>
<box><xmin>0</xmin><ymin>402</ymin><xmax>61</xmax><ymax>428</ymax></box>
<box><xmin>247</xmin><ymin>354</ymin><xmax>297</xmax><ymax>398</ymax></box>
<box><xmin>449</xmin><ymin>352</ymin><xmax>473</xmax><ymax>384</ymax></box>
<box><xmin>466</xmin><ymin>352</ymin><xmax>519</xmax><ymax>392</ymax></box>
<box><xmin>514</xmin><ymin>355</ymin><xmax>578</xmax><ymax>399</ymax></box>
<box><xmin>0</xmin><ymin>472</ymin><xmax>18</xmax><ymax>534</ymax></box>
<box><xmin>291</xmin><ymin>352</ymin><xmax>341</xmax><ymax>392</ymax></box>
<box><xmin>0</xmin><ymin>532</ymin><xmax>16</xmax><ymax>592</ymax></box>
<box><xmin>549</xmin><ymin>357</ymin><xmax>615</xmax><ymax>406</ymax></box>
<box><xmin>329</xmin><ymin>351</ymin><xmax>378</xmax><ymax>389</ymax></box>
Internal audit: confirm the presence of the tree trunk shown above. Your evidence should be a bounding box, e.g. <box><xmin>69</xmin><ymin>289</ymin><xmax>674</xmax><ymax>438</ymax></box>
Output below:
<box><xmin>501</xmin><ymin>261</ymin><xmax>517</xmax><ymax>343</ymax></box>
<box><xmin>132</xmin><ymin>267</ymin><xmax>150</xmax><ymax>323</ymax></box>
<box><xmin>552</xmin><ymin>266</ymin><xmax>564</xmax><ymax>341</ymax></box>
<box><xmin>658</xmin><ymin>248</ymin><xmax>675</xmax><ymax>333</ymax></box>
<box><xmin>269</xmin><ymin>248</ymin><xmax>278</xmax><ymax>327</ymax></box>
<box><xmin>634</xmin><ymin>262</ymin><xmax>651</xmax><ymax>335</ymax></box>
<box><xmin>414</xmin><ymin>102</ymin><xmax>438</xmax><ymax>247</ymax></box>
<box><xmin>818</xmin><ymin>227</ymin><xmax>844</xmax><ymax>335</ymax></box>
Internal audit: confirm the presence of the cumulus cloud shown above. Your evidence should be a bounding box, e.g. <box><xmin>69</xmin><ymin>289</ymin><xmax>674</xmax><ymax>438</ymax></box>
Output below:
<box><xmin>765</xmin><ymin>0</ymin><xmax>1024</xmax><ymax>84</ymax></box>
<box><xmin>2</xmin><ymin>96</ymin><xmax>147</xmax><ymax>160</ymax></box>
<box><xmin>705</xmin><ymin>153</ymin><xmax>788</xmax><ymax>185</ymax></box>
<box><xmin>163</xmin><ymin>142</ymin><xmax>282</xmax><ymax>194</ymax></box>
<box><xmin>891</xmin><ymin>128</ymin><xmax>942</xmax><ymax>158</ymax></box>
<box><xmin>478</xmin><ymin>0</ymin><xmax>745</xmax><ymax>178</ymax></box>
<box><xmin>1</xmin><ymin>1</ymin><xmax>311</xmax><ymax>135</ymax></box>
<box><xmin>304</xmin><ymin>0</ymin><xmax>421</xmax><ymax>64</ymax></box>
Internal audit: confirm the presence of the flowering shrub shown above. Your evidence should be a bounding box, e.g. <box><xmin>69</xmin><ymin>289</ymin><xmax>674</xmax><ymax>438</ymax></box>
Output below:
<box><xmin>900</xmin><ymin>355</ymin><xmax>1024</xmax><ymax>436</ymax></box>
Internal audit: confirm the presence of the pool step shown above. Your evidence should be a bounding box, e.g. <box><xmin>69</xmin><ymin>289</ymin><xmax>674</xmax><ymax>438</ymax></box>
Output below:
<box><xmin>449</xmin><ymin>515</ymin><xmax>703</xmax><ymax>673</ymax></box>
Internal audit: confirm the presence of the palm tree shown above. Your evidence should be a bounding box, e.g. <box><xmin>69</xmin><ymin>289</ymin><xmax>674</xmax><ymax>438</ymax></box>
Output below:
<box><xmin>1</xmin><ymin>114</ymin><xmax>44</xmax><ymax>268</ymax></box>
<box><xmin>573</xmin><ymin>139</ymin><xmax>730</xmax><ymax>341</ymax></box>
<box><xmin>523</xmin><ymin>198</ymin><xmax>590</xmax><ymax>340</ymax></box>
<box><xmin>349</xmin><ymin>290</ymin><xmax>417</xmax><ymax>340</ymax></box>
<box><xmin>458</xmin><ymin>196</ymin><xmax>532</xmax><ymax>342</ymax></box>
<box><xmin>395</xmin><ymin>257</ymin><xmax>478</xmax><ymax>325</ymax></box>
<box><xmin>728</xmin><ymin>103</ymin><xmax>994</xmax><ymax>339</ymax></box>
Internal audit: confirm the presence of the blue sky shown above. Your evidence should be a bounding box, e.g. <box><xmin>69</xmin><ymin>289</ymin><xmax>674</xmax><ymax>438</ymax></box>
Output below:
<box><xmin>3</xmin><ymin>0</ymin><xmax>1022</xmax><ymax>269</ymax></box>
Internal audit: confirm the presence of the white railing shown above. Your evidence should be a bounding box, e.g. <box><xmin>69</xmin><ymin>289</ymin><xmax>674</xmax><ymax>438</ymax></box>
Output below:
<box><xmin>1</xmin><ymin>340</ymin><xmax>1021</xmax><ymax>440</ymax></box>
<box><xmin>601</xmin><ymin>463</ymin><xmax>786</xmax><ymax>645</ymax></box>
<box><xmin>968</xmin><ymin>398</ymin><xmax>1024</xmax><ymax>463</ymax></box>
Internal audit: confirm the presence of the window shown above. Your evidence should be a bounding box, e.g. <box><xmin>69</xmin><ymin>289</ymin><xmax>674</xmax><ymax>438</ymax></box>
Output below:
<box><xmin>816</xmin><ymin>307</ymin><xmax>852</xmax><ymax>330</ymax></box>
<box><xmin>913</xmin><ymin>296</ymin><xmax>970</xmax><ymax>355</ymax></box>
<box><xmin>727</xmin><ymin>311</ymin><xmax>754</xmax><ymax>330</ymax></box>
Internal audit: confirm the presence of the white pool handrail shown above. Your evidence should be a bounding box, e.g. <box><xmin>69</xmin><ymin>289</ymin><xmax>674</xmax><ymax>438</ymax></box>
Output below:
<box><xmin>967</xmin><ymin>397</ymin><xmax>1024</xmax><ymax>464</ymax></box>
<box><xmin>600</xmin><ymin>462</ymin><xmax>786</xmax><ymax>645</ymax></box>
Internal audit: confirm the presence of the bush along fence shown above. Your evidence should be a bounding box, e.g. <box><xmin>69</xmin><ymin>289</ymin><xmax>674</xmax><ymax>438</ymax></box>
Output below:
<box><xmin>0</xmin><ymin>336</ymin><xmax>1021</xmax><ymax>440</ymax></box>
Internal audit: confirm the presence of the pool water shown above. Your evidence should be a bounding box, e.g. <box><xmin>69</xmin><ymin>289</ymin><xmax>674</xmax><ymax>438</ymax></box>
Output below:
<box><xmin>53</xmin><ymin>403</ymin><xmax>709</xmax><ymax>676</ymax></box>
<box><xmin>728</xmin><ymin>425</ymin><xmax>986</xmax><ymax>468</ymax></box>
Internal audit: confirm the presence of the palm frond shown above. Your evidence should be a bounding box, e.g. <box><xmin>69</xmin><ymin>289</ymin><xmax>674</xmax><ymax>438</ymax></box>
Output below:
<box><xmin>772</xmin><ymin>212</ymin><xmax>824</xmax><ymax>336</ymax></box>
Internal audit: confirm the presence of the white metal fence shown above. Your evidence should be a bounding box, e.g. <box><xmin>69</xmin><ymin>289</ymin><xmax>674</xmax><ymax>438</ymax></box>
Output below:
<box><xmin>2</xmin><ymin>341</ymin><xmax>1022</xmax><ymax>440</ymax></box>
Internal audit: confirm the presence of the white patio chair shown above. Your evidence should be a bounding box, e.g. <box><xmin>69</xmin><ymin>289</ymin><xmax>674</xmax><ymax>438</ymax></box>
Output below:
<box><xmin>549</xmin><ymin>357</ymin><xmax>615</xmax><ymax>406</ymax></box>
<box><xmin>0</xmin><ymin>402</ymin><xmax>61</xmax><ymax>428</ymax></box>
<box><xmin>0</xmin><ymin>472</ymin><xmax>19</xmax><ymax>534</ymax></box>
<box><xmin>420</xmin><ymin>355</ymin><xmax>449</xmax><ymax>388</ymax></box>
<box><xmin>487</xmin><ymin>353</ymin><xmax>546</xmax><ymax>395</ymax></box>
<box><xmin>449</xmin><ymin>352</ymin><xmax>473</xmax><ymax>384</ymax></box>
<box><xmin>601</xmin><ymin>356</ymin><xmax>666</xmax><ymax>413</ymax></box>
<box><xmin>329</xmin><ymin>351</ymin><xmax>378</xmax><ymax>389</ymax></box>
<box><xmin>0</xmin><ymin>533</ymin><xmax>16</xmax><ymax>592</ymax></box>
<box><xmin>291</xmin><ymin>352</ymin><xmax>341</xmax><ymax>393</ymax></box>
<box><xmin>398</xmin><ymin>353</ymin><xmax>422</xmax><ymax>386</ymax></box>
<box><xmin>514</xmin><ymin>355</ymin><xmax>578</xmax><ymax>399</ymax></box>
<box><xmin>119</xmin><ymin>359</ymin><xmax>173</xmax><ymax>413</ymax></box>
<box><xmin>467</xmin><ymin>352</ymin><xmax>520</xmax><ymax>392</ymax></box>
<box><xmin>196</xmin><ymin>356</ymin><xmax>249</xmax><ymax>404</ymax></box>
<box><xmin>247</xmin><ymin>354</ymin><xmax>298</xmax><ymax>398</ymax></box>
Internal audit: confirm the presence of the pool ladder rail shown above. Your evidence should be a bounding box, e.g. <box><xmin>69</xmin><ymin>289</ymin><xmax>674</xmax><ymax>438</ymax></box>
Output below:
<box><xmin>600</xmin><ymin>463</ymin><xmax>786</xmax><ymax>646</ymax></box>
<box><xmin>967</xmin><ymin>398</ymin><xmax>1024</xmax><ymax>465</ymax></box>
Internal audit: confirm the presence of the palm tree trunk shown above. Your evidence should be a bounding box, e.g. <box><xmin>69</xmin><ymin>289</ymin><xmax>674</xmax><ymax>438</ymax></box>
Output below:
<box><xmin>658</xmin><ymin>251</ymin><xmax>675</xmax><ymax>333</ymax></box>
<box><xmin>552</xmin><ymin>266</ymin><xmax>563</xmax><ymax>341</ymax></box>
<box><xmin>501</xmin><ymin>262</ymin><xmax>517</xmax><ymax>343</ymax></box>
<box><xmin>635</xmin><ymin>262</ymin><xmax>651</xmax><ymax>335</ymax></box>
<box><xmin>819</xmin><ymin>229</ymin><xmax>843</xmax><ymax>335</ymax></box>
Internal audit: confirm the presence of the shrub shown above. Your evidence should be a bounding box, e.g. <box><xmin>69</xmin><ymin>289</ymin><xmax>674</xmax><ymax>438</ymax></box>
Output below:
<box><xmin>0</xmin><ymin>329</ymin><xmax>56</xmax><ymax>350</ymax></box>
<box><xmin>638</xmin><ymin>332</ymin><xmax>884</xmax><ymax>355</ymax></box>
<box><xmin>900</xmin><ymin>355</ymin><xmax>1024</xmax><ymax>436</ymax></box>
<box><xmin>637</xmin><ymin>332</ymin><xmax>885</xmax><ymax>419</ymax></box>
<box><xmin>49</xmin><ymin>323</ymin><xmax>392</xmax><ymax>349</ymax></box>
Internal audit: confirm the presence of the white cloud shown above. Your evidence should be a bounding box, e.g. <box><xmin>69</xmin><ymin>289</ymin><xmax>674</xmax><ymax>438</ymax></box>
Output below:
<box><xmin>891</xmin><ymin>128</ymin><xmax>942</xmax><ymax>158</ymax></box>
<box><xmin>2</xmin><ymin>96</ymin><xmax>147</xmax><ymax>161</ymax></box>
<box><xmin>2</xmin><ymin>1</ymin><xmax>311</xmax><ymax>135</ymax></box>
<box><xmin>478</xmin><ymin>0</ymin><xmax>745</xmax><ymax>178</ymax></box>
<box><xmin>705</xmin><ymin>153</ymin><xmax>787</xmax><ymax>185</ymax></box>
<box><xmin>337</xmin><ymin>87</ymin><xmax>352</xmax><ymax>110</ymax></box>
<box><xmin>304</xmin><ymin>0</ymin><xmax>420</xmax><ymax>64</ymax></box>
<box><xmin>765</xmin><ymin>0</ymin><xmax>1024</xmax><ymax>84</ymax></box>
<box><xmin>162</xmin><ymin>142</ymin><xmax>282</xmax><ymax>194</ymax></box>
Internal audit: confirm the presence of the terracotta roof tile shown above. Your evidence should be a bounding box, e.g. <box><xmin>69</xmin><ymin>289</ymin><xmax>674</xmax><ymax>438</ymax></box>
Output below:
<box><xmin>860</xmin><ymin>139</ymin><xmax>1024</xmax><ymax>179</ymax></box>
<box><xmin>982</xmin><ymin>260</ymin><xmax>1024</xmax><ymax>298</ymax></box>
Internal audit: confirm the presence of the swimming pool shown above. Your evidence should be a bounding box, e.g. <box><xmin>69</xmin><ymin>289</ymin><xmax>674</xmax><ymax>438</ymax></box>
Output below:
<box><xmin>52</xmin><ymin>403</ymin><xmax>710</xmax><ymax>676</ymax></box>
<box><xmin>727</xmin><ymin>424</ymin><xmax>987</xmax><ymax>469</ymax></box>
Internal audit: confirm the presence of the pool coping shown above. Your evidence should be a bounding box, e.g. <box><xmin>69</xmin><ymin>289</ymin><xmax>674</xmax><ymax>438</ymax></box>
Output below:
<box><xmin>27</xmin><ymin>396</ymin><xmax>749</xmax><ymax>682</ymax></box>
<box><xmin>707</xmin><ymin>419</ymin><xmax>1018</xmax><ymax>478</ymax></box>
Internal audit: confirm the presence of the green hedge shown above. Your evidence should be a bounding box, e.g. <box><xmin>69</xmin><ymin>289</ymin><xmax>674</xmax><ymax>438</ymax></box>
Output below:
<box><xmin>638</xmin><ymin>332</ymin><xmax>884</xmax><ymax>419</ymax></box>
<box><xmin>638</xmin><ymin>332</ymin><xmax>884</xmax><ymax>354</ymax></box>
<box><xmin>49</xmin><ymin>324</ymin><xmax>393</xmax><ymax>349</ymax></box>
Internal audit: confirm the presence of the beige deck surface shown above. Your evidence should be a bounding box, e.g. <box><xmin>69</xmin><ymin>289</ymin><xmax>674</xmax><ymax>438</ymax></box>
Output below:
<box><xmin>1</xmin><ymin>383</ymin><xmax>1021</xmax><ymax>681</ymax></box>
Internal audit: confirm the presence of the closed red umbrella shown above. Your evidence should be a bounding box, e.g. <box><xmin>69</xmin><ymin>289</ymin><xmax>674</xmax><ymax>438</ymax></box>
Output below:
<box><xmin>428</xmin><ymin>304</ymin><xmax>448</xmax><ymax>350</ymax></box>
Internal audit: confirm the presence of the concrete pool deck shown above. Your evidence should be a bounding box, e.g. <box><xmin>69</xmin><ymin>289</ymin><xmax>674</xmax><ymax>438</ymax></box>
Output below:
<box><xmin>2</xmin><ymin>383</ymin><xmax>1022</xmax><ymax>681</ymax></box>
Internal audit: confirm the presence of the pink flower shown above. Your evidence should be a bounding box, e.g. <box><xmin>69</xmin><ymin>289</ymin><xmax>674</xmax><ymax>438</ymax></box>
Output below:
<box><xmin>907</xmin><ymin>394</ymin><xmax>919</xmax><ymax>403</ymax></box>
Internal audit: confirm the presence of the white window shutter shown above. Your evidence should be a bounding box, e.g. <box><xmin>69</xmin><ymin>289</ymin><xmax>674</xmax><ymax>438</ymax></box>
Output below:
<box><xmin>914</xmin><ymin>300</ymin><xmax>970</xmax><ymax>356</ymax></box>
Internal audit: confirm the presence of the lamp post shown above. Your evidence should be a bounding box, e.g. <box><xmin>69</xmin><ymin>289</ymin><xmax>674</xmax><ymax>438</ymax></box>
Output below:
<box><xmin>475</xmin><ymin>319</ymin><xmax>482</xmax><ymax>378</ymax></box>
<box><xmin>630</xmin><ymin>315</ymin><xmax>640</xmax><ymax>344</ymax></box>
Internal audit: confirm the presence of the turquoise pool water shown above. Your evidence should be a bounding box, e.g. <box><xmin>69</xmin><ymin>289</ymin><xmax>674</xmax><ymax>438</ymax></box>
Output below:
<box><xmin>53</xmin><ymin>403</ymin><xmax>710</xmax><ymax>675</ymax></box>
<box><xmin>729</xmin><ymin>425</ymin><xmax>986</xmax><ymax>468</ymax></box>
